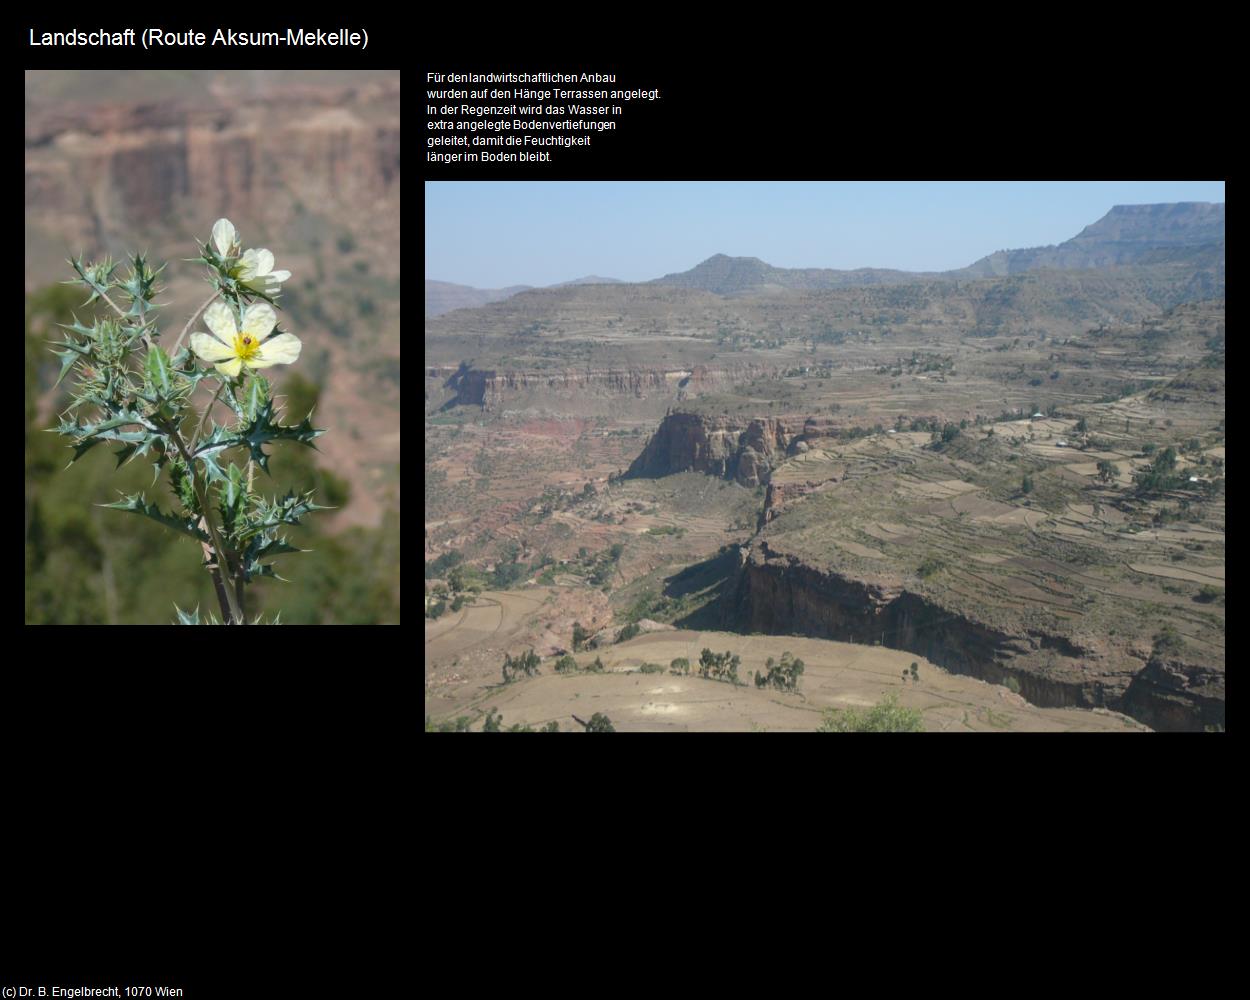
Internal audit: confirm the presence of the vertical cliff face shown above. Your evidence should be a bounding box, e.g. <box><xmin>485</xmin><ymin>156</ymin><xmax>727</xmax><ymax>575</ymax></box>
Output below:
<box><xmin>732</xmin><ymin>542</ymin><xmax>1223</xmax><ymax>731</ymax></box>
<box><xmin>1120</xmin><ymin>657</ymin><xmax>1226</xmax><ymax>732</ymax></box>
<box><xmin>626</xmin><ymin>413</ymin><xmax>790</xmax><ymax>485</ymax></box>
<box><xmin>627</xmin><ymin>411</ymin><xmax>846</xmax><ymax>486</ymax></box>
<box><xmin>24</xmin><ymin>74</ymin><xmax>401</xmax><ymax>287</ymax></box>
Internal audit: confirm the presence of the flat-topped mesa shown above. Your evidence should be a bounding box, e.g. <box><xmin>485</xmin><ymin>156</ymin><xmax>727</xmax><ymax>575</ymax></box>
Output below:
<box><xmin>625</xmin><ymin>410</ymin><xmax>843</xmax><ymax>486</ymax></box>
<box><xmin>439</xmin><ymin>363</ymin><xmax>776</xmax><ymax>410</ymax></box>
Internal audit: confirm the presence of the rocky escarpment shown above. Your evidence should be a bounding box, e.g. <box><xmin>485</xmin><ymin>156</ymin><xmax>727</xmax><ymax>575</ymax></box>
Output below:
<box><xmin>440</xmin><ymin>366</ymin><xmax>699</xmax><ymax>409</ymax></box>
<box><xmin>438</xmin><ymin>365</ymin><xmax>776</xmax><ymax>411</ymax></box>
<box><xmin>732</xmin><ymin>541</ymin><xmax>1223</xmax><ymax>731</ymax></box>
<box><xmin>626</xmin><ymin>411</ymin><xmax>844</xmax><ymax>487</ymax></box>
<box><xmin>25</xmin><ymin>73</ymin><xmax>400</xmax><ymax>287</ymax></box>
<box><xmin>958</xmin><ymin>203</ymin><xmax>1225</xmax><ymax>279</ymax></box>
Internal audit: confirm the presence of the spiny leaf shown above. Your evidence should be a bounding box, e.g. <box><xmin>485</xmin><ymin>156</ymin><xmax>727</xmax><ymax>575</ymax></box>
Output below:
<box><xmin>244</xmin><ymin>375</ymin><xmax>270</xmax><ymax>422</ymax></box>
<box><xmin>196</xmin><ymin>449</ymin><xmax>229</xmax><ymax>486</ymax></box>
<box><xmin>99</xmin><ymin>492</ymin><xmax>210</xmax><ymax>543</ymax></box>
<box><xmin>173</xmin><ymin>603</ymin><xmax>201</xmax><ymax>625</ymax></box>
<box><xmin>51</xmin><ymin>348</ymin><xmax>80</xmax><ymax>388</ymax></box>
<box><xmin>238</xmin><ymin>399</ymin><xmax>325</xmax><ymax>473</ymax></box>
<box><xmin>145</xmin><ymin>345</ymin><xmax>174</xmax><ymax>395</ymax></box>
<box><xmin>169</xmin><ymin>457</ymin><xmax>199</xmax><ymax>515</ymax></box>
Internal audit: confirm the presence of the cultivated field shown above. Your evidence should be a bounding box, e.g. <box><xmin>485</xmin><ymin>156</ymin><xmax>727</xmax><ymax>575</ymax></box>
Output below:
<box><xmin>426</xmin><ymin>629</ymin><xmax>1144</xmax><ymax>732</ymax></box>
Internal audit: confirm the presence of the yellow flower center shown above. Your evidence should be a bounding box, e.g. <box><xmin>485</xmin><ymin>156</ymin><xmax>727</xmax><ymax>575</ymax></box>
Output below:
<box><xmin>235</xmin><ymin>334</ymin><xmax>262</xmax><ymax>361</ymax></box>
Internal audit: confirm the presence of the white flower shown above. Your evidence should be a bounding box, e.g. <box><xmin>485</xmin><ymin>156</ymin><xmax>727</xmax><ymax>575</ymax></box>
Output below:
<box><xmin>235</xmin><ymin>248</ymin><xmax>292</xmax><ymax>295</ymax></box>
<box><xmin>212</xmin><ymin>218</ymin><xmax>241</xmax><ymax>257</ymax></box>
<box><xmin>190</xmin><ymin>301</ymin><xmax>302</xmax><ymax>377</ymax></box>
<box><xmin>210</xmin><ymin>218</ymin><xmax>292</xmax><ymax>295</ymax></box>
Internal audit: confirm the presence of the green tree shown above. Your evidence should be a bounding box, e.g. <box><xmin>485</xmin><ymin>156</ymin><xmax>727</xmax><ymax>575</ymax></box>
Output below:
<box><xmin>572</xmin><ymin>621</ymin><xmax>589</xmax><ymax>651</ymax></box>
<box><xmin>1096</xmin><ymin>460</ymin><xmax>1120</xmax><ymax>484</ymax></box>
<box><xmin>1021</xmin><ymin>474</ymin><xmax>1034</xmax><ymax>494</ymax></box>
<box><xmin>585</xmin><ymin>713</ymin><xmax>615</xmax><ymax>732</ymax></box>
<box><xmin>502</xmin><ymin>648</ymin><xmax>541</xmax><ymax>683</ymax></box>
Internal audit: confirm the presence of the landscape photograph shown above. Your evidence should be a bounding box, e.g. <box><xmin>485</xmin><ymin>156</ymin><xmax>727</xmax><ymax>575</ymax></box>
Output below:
<box><xmin>424</xmin><ymin>181</ymin><xmax>1225</xmax><ymax>732</ymax></box>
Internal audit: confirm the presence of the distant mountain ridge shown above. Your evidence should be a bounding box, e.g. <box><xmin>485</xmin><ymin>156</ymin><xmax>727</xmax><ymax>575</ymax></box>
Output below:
<box><xmin>425</xmin><ymin>274</ymin><xmax>622</xmax><ymax>317</ymax></box>
<box><xmin>650</xmin><ymin>254</ymin><xmax>938</xmax><ymax>294</ymax></box>
<box><xmin>651</xmin><ymin>202</ymin><xmax>1224</xmax><ymax>294</ymax></box>
<box><xmin>426</xmin><ymin>202</ymin><xmax>1224</xmax><ymax>310</ymax></box>
<box><xmin>956</xmin><ymin>202</ymin><xmax>1225</xmax><ymax>278</ymax></box>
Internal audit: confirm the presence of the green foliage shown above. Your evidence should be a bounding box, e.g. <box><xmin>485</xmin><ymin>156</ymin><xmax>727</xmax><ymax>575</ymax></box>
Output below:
<box><xmin>1096</xmin><ymin>460</ymin><xmax>1120</xmax><ymax>484</ymax></box>
<box><xmin>917</xmin><ymin>555</ymin><xmax>945</xmax><ymax>579</ymax></box>
<box><xmin>585</xmin><ymin>713</ymin><xmax>615</xmax><ymax>733</ymax></box>
<box><xmin>755</xmin><ymin>651</ymin><xmax>805</xmax><ymax>691</ymax></box>
<box><xmin>1133</xmin><ymin>447</ymin><xmax>1186</xmax><ymax>496</ymax></box>
<box><xmin>1021</xmin><ymin>474</ymin><xmax>1034</xmax><ymax>494</ymax></box>
<box><xmin>491</xmin><ymin>560</ymin><xmax>526</xmax><ymax>589</ymax></box>
<box><xmin>1195</xmin><ymin>584</ymin><xmax>1223</xmax><ymax>604</ymax></box>
<box><xmin>554</xmin><ymin>654</ymin><xmax>579</xmax><ymax>673</ymax></box>
<box><xmin>638</xmin><ymin>662</ymin><xmax>665</xmax><ymax>674</ymax></box>
<box><xmin>426</xmin><ymin>715</ymin><xmax>472</xmax><ymax>733</ymax></box>
<box><xmin>27</xmin><ymin>296</ymin><xmax>396</xmax><ymax>625</ymax></box>
<box><xmin>483</xmin><ymin>709</ymin><xmax>503</xmax><ymax>733</ymax></box>
<box><xmin>670</xmin><ymin>657</ymin><xmax>690</xmax><ymax>675</ymax></box>
<box><xmin>616</xmin><ymin>621</ymin><xmax>641</xmax><ymax>643</ymax></box>
<box><xmin>817</xmin><ymin>692</ymin><xmax>925</xmax><ymax>732</ymax></box>
<box><xmin>572</xmin><ymin>621</ymin><xmax>589</xmax><ymax>651</ymax></box>
<box><xmin>426</xmin><ymin>549</ymin><xmax>464</xmax><ymax>579</ymax></box>
<box><xmin>502</xmin><ymin>648</ymin><xmax>541</xmax><ymax>683</ymax></box>
<box><xmin>698</xmin><ymin>647</ymin><xmax>741</xmax><ymax>685</ymax></box>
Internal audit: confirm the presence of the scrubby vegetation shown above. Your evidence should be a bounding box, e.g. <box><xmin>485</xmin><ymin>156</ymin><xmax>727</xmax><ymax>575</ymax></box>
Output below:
<box><xmin>817</xmin><ymin>693</ymin><xmax>924</xmax><ymax>732</ymax></box>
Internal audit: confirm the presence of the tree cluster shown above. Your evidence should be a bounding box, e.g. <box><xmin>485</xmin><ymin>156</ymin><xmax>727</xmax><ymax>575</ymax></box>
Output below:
<box><xmin>501</xmin><ymin>648</ymin><xmax>541</xmax><ymax>683</ymax></box>
<box><xmin>755</xmin><ymin>651</ymin><xmax>805</xmax><ymax>691</ymax></box>
<box><xmin>698</xmin><ymin>648</ymin><xmax>741</xmax><ymax>685</ymax></box>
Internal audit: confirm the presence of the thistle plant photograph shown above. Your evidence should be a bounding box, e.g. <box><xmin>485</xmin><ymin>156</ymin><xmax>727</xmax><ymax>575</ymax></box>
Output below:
<box><xmin>26</xmin><ymin>71</ymin><xmax>401</xmax><ymax>624</ymax></box>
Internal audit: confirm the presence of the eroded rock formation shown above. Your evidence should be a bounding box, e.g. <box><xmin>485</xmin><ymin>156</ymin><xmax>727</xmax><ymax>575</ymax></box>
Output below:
<box><xmin>625</xmin><ymin>410</ymin><xmax>844</xmax><ymax>486</ymax></box>
<box><xmin>733</xmin><ymin>540</ymin><xmax>1224</xmax><ymax>731</ymax></box>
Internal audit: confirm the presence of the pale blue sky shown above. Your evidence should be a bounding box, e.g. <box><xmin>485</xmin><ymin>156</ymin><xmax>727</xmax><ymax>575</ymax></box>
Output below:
<box><xmin>424</xmin><ymin>181</ymin><xmax>1226</xmax><ymax>288</ymax></box>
